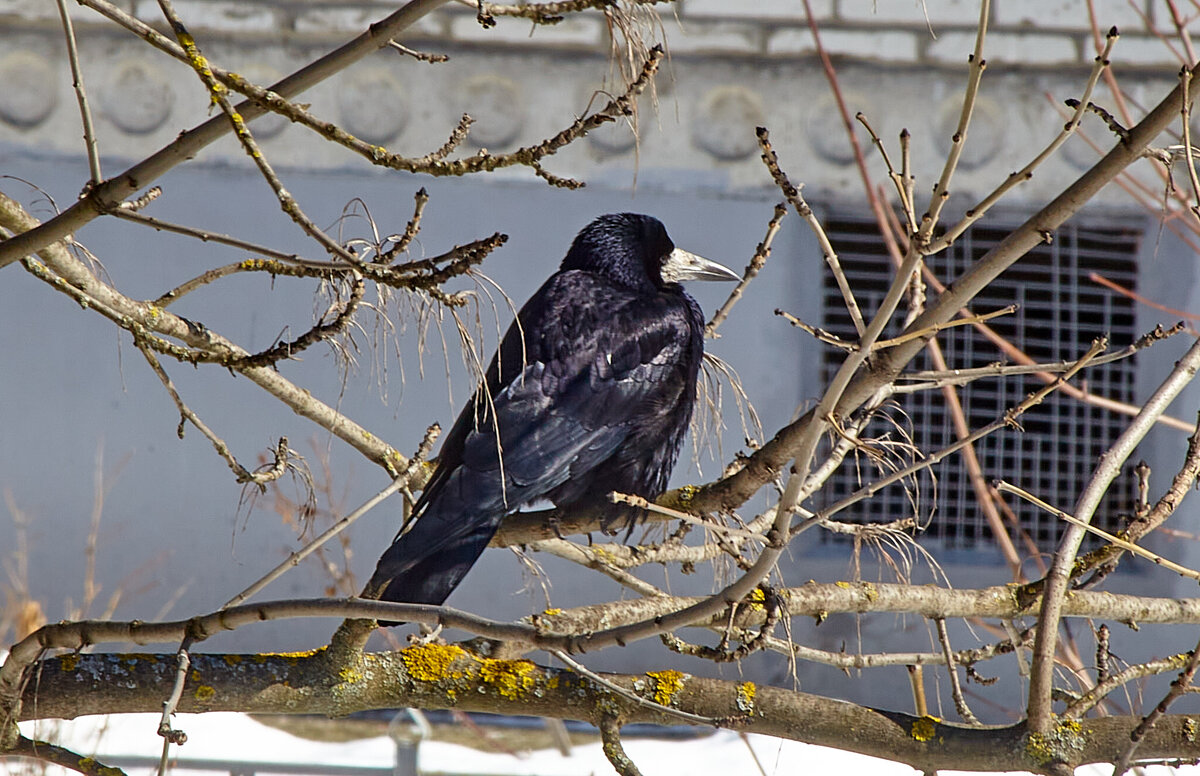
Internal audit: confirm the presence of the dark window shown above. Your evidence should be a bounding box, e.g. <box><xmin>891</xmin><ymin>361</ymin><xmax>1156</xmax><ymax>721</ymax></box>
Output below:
<box><xmin>818</xmin><ymin>216</ymin><xmax>1141</xmax><ymax>553</ymax></box>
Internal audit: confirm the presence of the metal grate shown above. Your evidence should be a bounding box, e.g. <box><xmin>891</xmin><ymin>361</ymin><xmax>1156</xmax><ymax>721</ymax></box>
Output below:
<box><xmin>818</xmin><ymin>217</ymin><xmax>1141</xmax><ymax>554</ymax></box>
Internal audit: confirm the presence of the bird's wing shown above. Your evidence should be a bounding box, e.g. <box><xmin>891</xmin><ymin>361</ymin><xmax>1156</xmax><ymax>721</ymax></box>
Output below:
<box><xmin>417</xmin><ymin>272</ymin><xmax>697</xmax><ymax>515</ymax></box>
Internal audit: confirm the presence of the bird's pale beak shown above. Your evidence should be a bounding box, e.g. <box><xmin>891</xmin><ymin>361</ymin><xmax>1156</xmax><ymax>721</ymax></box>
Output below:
<box><xmin>661</xmin><ymin>248</ymin><xmax>741</xmax><ymax>283</ymax></box>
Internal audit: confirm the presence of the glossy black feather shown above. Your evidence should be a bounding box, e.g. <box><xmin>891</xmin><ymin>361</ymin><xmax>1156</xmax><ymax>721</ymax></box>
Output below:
<box><xmin>366</xmin><ymin>214</ymin><xmax>709</xmax><ymax>611</ymax></box>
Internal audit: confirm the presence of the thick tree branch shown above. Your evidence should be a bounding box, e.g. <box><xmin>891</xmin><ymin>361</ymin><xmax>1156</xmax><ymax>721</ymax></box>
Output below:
<box><xmin>14</xmin><ymin>647</ymin><xmax>1200</xmax><ymax>774</ymax></box>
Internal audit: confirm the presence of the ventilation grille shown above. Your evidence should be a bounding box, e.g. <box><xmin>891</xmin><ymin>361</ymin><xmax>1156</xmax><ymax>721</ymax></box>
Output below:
<box><xmin>818</xmin><ymin>217</ymin><xmax>1141</xmax><ymax>554</ymax></box>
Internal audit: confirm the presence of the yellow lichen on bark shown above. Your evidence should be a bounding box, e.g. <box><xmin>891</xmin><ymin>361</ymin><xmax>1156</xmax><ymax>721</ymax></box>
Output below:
<box><xmin>400</xmin><ymin>643</ymin><xmax>468</xmax><ymax>682</ymax></box>
<box><xmin>645</xmin><ymin>670</ymin><xmax>686</xmax><ymax>706</ymax></box>
<box><xmin>910</xmin><ymin>715</ymin><xmax>940</xmax><ymax>742</ymax></box>
<box><xmin>478</xmin><ymin>658</ymin><xmax>537</xmax><ymax>700</ymax></box>
<box><xmin>737</xmin><ymin>681</ymin><xmax>756</xmax><ymax>714</ymax></box>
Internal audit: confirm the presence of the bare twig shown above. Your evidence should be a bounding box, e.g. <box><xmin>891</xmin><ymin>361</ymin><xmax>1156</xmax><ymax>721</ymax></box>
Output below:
<box><xmin>527</xmin><ymin>538</ymin><xmax>666</xmax><ymax>597</ymax></box>
<box><xmin>1113</xmin><ymin>637</ymin><xmax>1200</xmax><ymax>775</ymax></box>
<box><xmin>706</xmin><ymin>202</ymin><xmax>787</xmax><ymax>336</ymax></box>
<box><xmin>136</xmin><ymin>340</ymin><xmax>290</xmax><ymax>485</ymax></box>
<box><xmin>609</xmin><ymin>492</ymin><xmax>766</xmax><ymax>543</ymax></box>
<box><xmin>927</xmin><ymin>26</ymin><xmax>1117</xmax><ymax>253</ymax></box>
<box><xmin>757</xmin><ymin>127</ymin><xmax>865</xmax><ymax>336</ymax></box>
<box><xmin>871</xmin><ymin>305</ymin><xmax>1017</xmax><ymax>350</ymax></box>
<box><xmin>918</xmin><ymin>0</ymin><xmax>991</xmax><ymax>245</ymax></box>
<box><xmin>935</xmin><ymin>618</ymin><xmax>980</xmax><ymax>726</ymax></box>
<box><xmin>223</xmin><ymin>425</ymin><xmax>439</xmax><ymax>609</ymax></box>
<box><xmin>1179</xmin><ymin>65</ymin><xmax>1200</xmax><ymax>220</ymax></box>
<box><xmin>0</xmin><ymin>0</ymin><xmax>453</xmax><ymax>270</ymax></box>
<box><xmin>998</xmin><ymin>482</ymin><xmax>1200</xmax><ymax>582</ymax></box>
<box><xmin>856</xmin><ymin>113</ymin><xmax>916</xmax><ymax>232</ymax></box>
<box><xmin>155</xmin><ymin>646</ymin><xmax>191</xmax><ymax>775</ymax></box>
<box><xmin>387</xmin><ymin>41</ymin><xmax>449</xmax><ymax>63</ymax></box>
<box><xmin>157</xmin><ymin>0</ymin><xmax>360</xmax><ymax>265</ymax></box>
<box><xmin>7</xmin><ymin>735</ymin><xmax>128</xmax><ymax>776</ymax></box>
<box><xmin>380</xmin><ymin>188</ymin><xmax>431</xmax><ymax>264</ymax></box>
<box><xmin>775</xmin><ymin>310</ymin><xmax>855</xmax><ymax>350</ymax></box>
<box><xmin>808</xmin><ymin>338</ymin><xmax>1105</xmax><ymax>531</ymax></box>
<box><xmin>55</xmin><ymin>0</ymin><xmax>101</xmax><ymax>185</ymax></box>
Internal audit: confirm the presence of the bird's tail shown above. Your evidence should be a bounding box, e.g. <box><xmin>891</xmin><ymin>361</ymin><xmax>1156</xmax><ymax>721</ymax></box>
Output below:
<box><xmin>363</xmin><ymin>506</ymin><xmax>504</xmax><ymax>625</ymax></box>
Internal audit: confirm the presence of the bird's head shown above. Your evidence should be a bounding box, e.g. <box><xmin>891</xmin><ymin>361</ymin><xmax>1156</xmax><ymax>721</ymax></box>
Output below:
<box><xmin>561</xmin><ymin>213</ymin><xmax>739</xmax><ymax>292</ymax></box>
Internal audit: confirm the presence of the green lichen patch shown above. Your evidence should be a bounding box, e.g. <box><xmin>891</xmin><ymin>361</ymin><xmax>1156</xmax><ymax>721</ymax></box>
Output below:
<box><xmin>1025</xmin><ymin>718</ymin><xmax>1087</xmax><ymax>767</ymax></box>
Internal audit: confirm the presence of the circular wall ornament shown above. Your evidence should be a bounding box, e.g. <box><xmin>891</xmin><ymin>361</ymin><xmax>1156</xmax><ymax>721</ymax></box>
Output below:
<box><xmin>457</xmin><ymin>74</ymin><xmax>524</xmax><ymax>149</ymax></box>
<box><xmin>587</xmin><ymin>116</ymin><xmax>637</xmax><ymax>154</ymax></box>
<box><xmin>934</xmin><ymin>95</ymin><xmax>1005</xmax><ymax>171</ymax></box>
<box><xmin>806</xmin><ymin>94</ymin><xmax>863</xmax><ymax>166</ymax></box>
<box><xmin>0</xmin><ymin>51</ymin><xmax>57</xmax><ymax>129</ymax></box>
<box><xmin>337</xmin><ymin>68</ymin><xmax>408</xmax><ymax>145</ymax></box>
<box><xmin>238</xmin><ymin>64</ymin><xmax>288</xmax><ymax>140</ymax></box>
<box><xmin>105</xmin><ymin>61</ymin><xmax>173</xmax><ymax>134</ymax></box>
<box><xmin>691</xmin><ymin>86</ymin><xmax>764</xmax><ymax>161</ymax></box>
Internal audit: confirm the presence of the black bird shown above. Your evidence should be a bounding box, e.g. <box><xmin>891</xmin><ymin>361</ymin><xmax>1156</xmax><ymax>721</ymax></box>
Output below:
<box><xmin>365</xmin><ymin>213</ymin><xmax>739</xmax><ymax>611</ymax></box>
